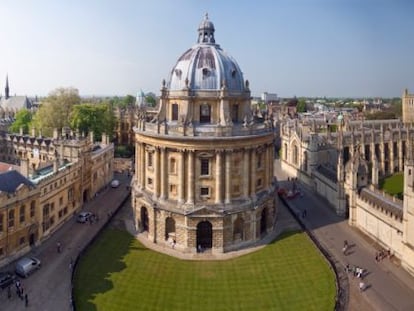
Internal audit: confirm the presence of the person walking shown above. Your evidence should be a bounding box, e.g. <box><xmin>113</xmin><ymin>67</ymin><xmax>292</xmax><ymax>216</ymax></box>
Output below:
<box><xmin>57</xmin><ymin>242</ymin><xmax>62</xmax><ymax>253</ymax></box>
<box><xmin>25</xmin><ymin>293</ymin><xmax>29</xmax><ymax>307</ymax></box>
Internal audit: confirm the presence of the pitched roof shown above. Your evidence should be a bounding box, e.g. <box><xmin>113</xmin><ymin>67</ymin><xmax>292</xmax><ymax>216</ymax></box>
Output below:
<box><xmin>0</xmin><ymin>170</ymin><xmax>34</xmax><ymax>193</ymax></box>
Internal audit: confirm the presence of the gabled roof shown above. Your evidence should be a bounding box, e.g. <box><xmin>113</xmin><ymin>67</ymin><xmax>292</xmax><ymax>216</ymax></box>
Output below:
<box><xmin>0</xmin><ymin>170</ymin><xmax>34</xmax><ymax>193</ymax></box>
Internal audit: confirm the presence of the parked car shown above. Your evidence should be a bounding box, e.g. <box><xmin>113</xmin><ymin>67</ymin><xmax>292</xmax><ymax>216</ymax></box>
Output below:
<box><xmin>0</xmin><ymin>271</ymin><xmax>16</xmax><ymax>289</ymax></box>
<box><xmin>111</xmin><ymin>179</ymin><xmax>120</xmax><ymax>188</ymax></box>
<box><xmin>77</xmin><ymin>212</ymin><xmax>92</xmax><ymax>223</ymax></box>
<box><xmin>15</xmin><ymin>257</ymin><xmax>41</xmax><ymax>278</ymax></box>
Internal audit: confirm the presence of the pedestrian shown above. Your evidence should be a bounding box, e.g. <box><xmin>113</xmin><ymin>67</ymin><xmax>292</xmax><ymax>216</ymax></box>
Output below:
<box><xmin>344</xmin><ymin>240</ymin><xmax>348</xmax><ymax>248</ymax></box>
<box><xmin>25</xmin><ymin>293</ymin><xmax>29</xmax><ymax>307</ymax></box>
<box><xmin>302</xmin><ymin>209</ymin><xmax>307</xmax><ymax>218</ymax></box>
<box><xmin>57</xmin><ymin>242</ymin><xmax>62</xmax><ymax>253</ymax></box>
<box><xmin>359</xmin><ymin>281</ymin><xmax>365</xmax><ymax>292</ymax></box>
<box><xmin>7</xmin><ymin>285</ymin><xmax>11</xmax><ymax>299</ymax></box>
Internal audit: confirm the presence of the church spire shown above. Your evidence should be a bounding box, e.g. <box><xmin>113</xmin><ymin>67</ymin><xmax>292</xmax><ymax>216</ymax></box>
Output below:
<box><xmin>5</xmin><ymin>74</ymin><xmax>9</xmax><ymax>99</ymax></box>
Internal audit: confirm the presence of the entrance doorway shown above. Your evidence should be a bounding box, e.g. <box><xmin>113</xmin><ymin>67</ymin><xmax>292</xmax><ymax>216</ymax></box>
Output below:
<box><xmin>196</xmin><ymin>221</ymin><xmax>212</xmax><ymax>249</ymax></box>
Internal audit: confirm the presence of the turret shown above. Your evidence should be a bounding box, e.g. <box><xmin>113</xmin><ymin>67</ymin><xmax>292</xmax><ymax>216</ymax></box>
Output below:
<box><xmin>5</xmin><ymin>74</ymin><xmax>9</xmax><ymax>99</ymax></box>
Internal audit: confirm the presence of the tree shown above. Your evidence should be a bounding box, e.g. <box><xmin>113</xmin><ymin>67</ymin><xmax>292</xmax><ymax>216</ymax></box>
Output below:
<box><xmin>145</xmin><ymin>95</ymin><xmax>156</xmax><ymax>107</ymax></box>
<box><xmin>9</xmin><ymin>109</ymin><xmax>33</xmax><ymax>134</ymax></box>
<box><xmin>296</xmin><ymin>98</ymin><xmax>307</xmax><ymax>113</ymax></box>
<box><xmin>123</xmin><ymin>95</ymin><xmax>136</xmax><ymax>106</ymax></box>
<box><xmin>70</xmin><ymin>102</ymin><xmax>115</xmax><ymax>141</ymax></box>
<box><xmin>32</xmin><ymin>87</ymin><xmax>80</xmax><ymax>137</ymax></box>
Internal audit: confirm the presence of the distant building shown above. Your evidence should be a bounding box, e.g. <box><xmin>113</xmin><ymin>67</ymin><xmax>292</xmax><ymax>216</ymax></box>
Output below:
<box><xmin>0</xmin><ymin>75</ymin><xmax>33</xmax><ymax>119</ymax></box>
<box><xmin>261</xmin><ymin>92</ymin><xmax>278</xmax><ymax>103</ymax></box>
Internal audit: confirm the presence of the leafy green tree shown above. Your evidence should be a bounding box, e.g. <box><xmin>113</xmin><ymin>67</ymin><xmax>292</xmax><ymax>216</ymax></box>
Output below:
<box><xmin>124</xmin><ymin>95</ymin><xmax>136</xmax><ymax>106</ymax></box>
<box><xmin>145</xmin><ymin>95</ymin><xmax>156</xmax><ymax>107</ymax></box>
<box><xmin>70</xmin><ymin>102</ymin><xmax>115</xmax><ymax>140</ymax></box>
<box><xmin>9</xmin><ymin>109</ymin><xmax>33</xmax><ymax>134</ymax></box>
<box><xmin>32</xmin><ymin>87</ymin><xmax>80</xmax><ymax>137</ymax></box>
<box><xmin>296</xmin><ymin>98</ymin><xmax>307</xmax><ymax>113</ymax></box>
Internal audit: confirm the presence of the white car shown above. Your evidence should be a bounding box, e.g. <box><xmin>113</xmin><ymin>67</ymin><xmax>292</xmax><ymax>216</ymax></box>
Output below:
<box><xmin>111</xmin><ymin>179</ymin><xmax>120</xmax><ymax>188</ymax></box>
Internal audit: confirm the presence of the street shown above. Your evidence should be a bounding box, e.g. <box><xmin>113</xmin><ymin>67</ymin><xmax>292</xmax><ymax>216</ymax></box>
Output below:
<box><xmin>274</xmin><ymin>158</ymin><xmax>414</xmax><ymax>311</ymax></box>
<box><xmin>0</xmin><ymin>172</ymin><xmax>131</xmax><ymax>311</ymax></box>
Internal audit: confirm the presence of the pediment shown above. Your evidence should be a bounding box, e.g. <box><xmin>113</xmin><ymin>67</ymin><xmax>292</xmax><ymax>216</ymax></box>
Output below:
<box><xmin>185</xmin><ymin>205</ymin><xmax>224</xmax><ymax>217</ymax></box>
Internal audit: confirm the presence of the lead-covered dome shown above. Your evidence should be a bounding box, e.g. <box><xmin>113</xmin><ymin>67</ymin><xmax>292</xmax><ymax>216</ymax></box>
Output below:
<box><xmin>168</xmin><ymin>14</ymin><xmax>245</xmax><ymax>93</ymax></box>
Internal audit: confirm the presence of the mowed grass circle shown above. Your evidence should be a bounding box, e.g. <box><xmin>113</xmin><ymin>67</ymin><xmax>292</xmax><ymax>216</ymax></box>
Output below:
<box><xmin>74</xmin><ymin>229</ymin><xmax>336</xmax><ymax>311</ymax></box>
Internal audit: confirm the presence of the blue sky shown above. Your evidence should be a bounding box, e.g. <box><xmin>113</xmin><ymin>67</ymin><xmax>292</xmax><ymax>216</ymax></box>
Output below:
<box><xmin>0</xmin><ymin>0</ymin><xmax>413</xmax><ymax>98</ymax></box>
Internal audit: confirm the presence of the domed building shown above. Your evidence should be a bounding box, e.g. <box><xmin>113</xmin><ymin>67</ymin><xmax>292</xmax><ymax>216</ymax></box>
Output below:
<box><xmin>132</xmin><ymin>14</ymin><xmax>276</xmax><ymax>253</ymax></box>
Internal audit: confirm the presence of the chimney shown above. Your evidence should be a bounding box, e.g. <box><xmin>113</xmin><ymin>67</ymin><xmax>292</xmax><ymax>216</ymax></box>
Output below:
<box><xmin>90</xmin><ymin>131</ymin><xmax>94</xmax><ymax>143</ymax></box>
<box><xmin>20</xmin><ymin>158</ymin><xmax>30</xmax><ymax>178</ymax></box>
<box><xmin>31</xmin><ymin>127</ymin><xmax>36</xmax><ymax>137</ymax></box>
<box><xmin>53</xmin><ymin>158</ymin><xmax>59</xmax><ymax>173</ymax></box>
<box><xmin>53</xmin><ymin>128</ymin><xmax>59</xmax><ymax>139</ymax></box>
<box><xmin>19</xmin><ymin>127</ymin><xmax>23</xmax><ymax>135</ymax></box>
<box><xmin>101</xmin><ymin>132</ymin><xmax>107</xmax><ymax>144</ymax></box>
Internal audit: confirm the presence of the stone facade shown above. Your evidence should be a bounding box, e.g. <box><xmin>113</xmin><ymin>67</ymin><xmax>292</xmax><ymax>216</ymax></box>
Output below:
<box><xmin>402</xmin><ymin>88</ymin><xmax>414</xmax><ymax>124</ymax></box>
<box><xmin>132</xmin><ymin>15</ymin><xmax>277</xmax><ymax>254</ymax></box>
<box><xmin>0</xmin><ymin>130</ymin><xmax>114</xmax><ymax>266</ymax></box>
<box><xmin>280</xmin><ymin>114</ymin><xmax>414</xmax><ymax>276</ymax></box>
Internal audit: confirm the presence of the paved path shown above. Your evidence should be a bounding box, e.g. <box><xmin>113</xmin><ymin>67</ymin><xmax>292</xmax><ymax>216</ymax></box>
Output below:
<box><xmin>0</xmin><ymin>172</ymin><xmax>131</xmax><ymax>311</ymax></box>
<box><xmin>274</xmin><ymin>159</ymin><xmax>414</xmax><ymax>311</ymax></box>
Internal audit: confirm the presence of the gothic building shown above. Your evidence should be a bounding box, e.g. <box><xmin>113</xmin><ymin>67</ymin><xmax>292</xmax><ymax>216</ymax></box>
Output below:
<box><xmin>402</xmin><ymin>88</ymin><xmax>414</xmax><ymax>124</ymax></box>
<box><xmin>0</xmin><ymin>75</ymin><xmax>33</xmax><ymax>119</ymax></box>
<box><xmin>280</xmin><ymin>109</ymin><xmax>414</xmax><ymax>275</ymax></box>
<box><xmin>132</xmin><ymin>15</ymin><xmax>276</xmax><ymax>253</ymax></box>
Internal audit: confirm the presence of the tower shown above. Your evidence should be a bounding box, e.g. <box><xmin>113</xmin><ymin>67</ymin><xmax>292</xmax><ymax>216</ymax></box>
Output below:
<box><xmin>5</xmin><ymin>74</ymin><xmax>9</xmax><ymax>99</ymax></box>
<box><xmin>402</xmin><ymin>88</ymin><xmax>414</xmax><ymax>124</ymax></box>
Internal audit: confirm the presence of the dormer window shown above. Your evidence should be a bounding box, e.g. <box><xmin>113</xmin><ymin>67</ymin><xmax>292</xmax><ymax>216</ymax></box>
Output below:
<box><xmin>202</xmin><ymin>68</ymin><xmax>210</xmax><ymax>79</ymax></box>
<box><xmin>231</xmin><ymin>69</ymin><xmax>236</xmax><ymax>78</ymax></box>
<box><xmin>174</xmin><ymin>69</ymin><xmax>182</xmax><ymax>79</ymax></box>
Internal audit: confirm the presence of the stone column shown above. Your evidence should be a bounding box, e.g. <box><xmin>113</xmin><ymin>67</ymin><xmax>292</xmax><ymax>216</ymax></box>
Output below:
<box><xmin>154</xmin><ymin>147</ymin><xmax>160</xmax><ymax>198</ymax></box>
<box><xmin>135</xmin><ymin>143</ymin><xmax>140</xmax><ymax>187</ymax></box>
<box><xmin>215</xmin><ymin>151</ymin><xmax>223</xmax><ymax>204</ymax></box>
<box><xmin>390</xmin><ymin>141</ymin><xmax>395</xmax><ymax>174</ymax></box>
<box><xmin>225</xmin><ymin>150</ymin><xmax>232</xmax><ymax>204</ymax></box>
<box><xmin>399</xmin><ymin>140</ymin><xmax>403</xmax><ymax>171</ymax></box>
<box><xmin>243</xmin><ymin>148</ymin><xmax>250</xmax><ymax>199</ymax></box>
<box><xmin>264</xmin><ymin>146</ymin><xmax>269</xmax><ymax>189</ymax></box>
<box><xmin>187</xmin><ymin>150</ymin><xmax>195</xmax><ymax>204</ymax></box>
<box><xmin>160</xmin><ymin>147</ymin><xmax>167</xmax><ymax>200</ymax></box>
<box><xmin>178</xmin><ymin>150</ymin><xmax>185</xmax><ymax>203</ymax></box>
<box><xmin>250</xmin><ymin>150</ymin><xmax>257</xmax><ymax>200</ymax></box>
<box><xmin>380</xmin><ymin>142</ymin><xmax>385</xmax><ymax>174</ymax></box>
<box><xmin>140</xmin><ymin>144</ymin><xmax>146</xmax><ymax>188</ymax></box>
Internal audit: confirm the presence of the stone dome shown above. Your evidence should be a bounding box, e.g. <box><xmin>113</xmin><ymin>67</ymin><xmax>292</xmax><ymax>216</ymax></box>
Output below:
<box><xmin>168</xmin><ymin>14</ymin><xmax>245</xmax><ymax>93</ymax></box>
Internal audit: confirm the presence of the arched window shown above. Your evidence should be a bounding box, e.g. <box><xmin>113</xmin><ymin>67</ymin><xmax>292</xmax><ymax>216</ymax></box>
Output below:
<box><xmin>172</xmin><ymin>104</ymin><xmax>178</xmax><ymax>121</ymax></box>
<box><xmin>293</xmin><ymin>145</ymin><xmax>298</xmax><ymax>165</ymax></box>
<box><xmin>233</xmin><ymin>217</ymin><xmax>244</xmax><ymax>241</ymax></box>
<box><xmin>169</xmin><ymin>158</ymin><xmax>176</xmax><ymax>174</ymax></box>
<box><xmin>200</xmin><ymin>104</ymin><xmax>211</xmax><ymax>123</ymax></box>
<box><xmin>232</xmin><ymin>104</ymin><xmax>239</xmax><ymax>122</ymax></box>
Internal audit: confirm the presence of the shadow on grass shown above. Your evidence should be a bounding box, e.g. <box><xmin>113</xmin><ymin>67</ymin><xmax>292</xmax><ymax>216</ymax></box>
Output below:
<box><xmin>73</xmin><ymin>229</ymin><xmax>138</xmax><ymax>311</ymax></box>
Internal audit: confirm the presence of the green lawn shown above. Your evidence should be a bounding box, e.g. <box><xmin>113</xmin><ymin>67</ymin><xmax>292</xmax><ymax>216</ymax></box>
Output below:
<box><xmin>379</xmin><ymin>173</ymin><xmax>404</xmax><ymax>199</ymax></box>
<box><xmin>73</xmin><ymin>229</ymin><xmax>336</xmax><ymax>311</ymax></box>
